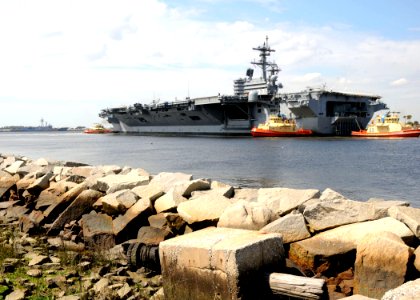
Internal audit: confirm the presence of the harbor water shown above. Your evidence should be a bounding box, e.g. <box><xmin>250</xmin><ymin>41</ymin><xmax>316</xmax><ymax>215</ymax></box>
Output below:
<box><xmin>1</xmin><ymin>132</ymin><xmax>419</xmax><ymax>207</ymax></box>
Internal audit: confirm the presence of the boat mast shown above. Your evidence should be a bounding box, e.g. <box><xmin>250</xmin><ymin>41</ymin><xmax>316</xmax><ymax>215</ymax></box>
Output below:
<box><xmin>251</xmin><ymin>36</ymin><xmax>279</xmax><ymax>82</ymax></box>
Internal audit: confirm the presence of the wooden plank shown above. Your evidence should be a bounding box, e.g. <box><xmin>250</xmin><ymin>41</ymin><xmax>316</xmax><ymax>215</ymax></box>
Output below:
<box><xmin>269</xmin><ymin>273</ymin><xmax>326</xmax><ymax>299</ymax></box>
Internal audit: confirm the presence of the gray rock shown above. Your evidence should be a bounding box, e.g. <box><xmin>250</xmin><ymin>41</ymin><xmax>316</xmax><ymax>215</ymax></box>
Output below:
<box><xmin>101</xmin><ymin>189</ymin><xmax>138</xmax><ymax>215</ymax></box>
<box><xmin>289</xmin><ymin>217</ymin><xmax>414</xmax><ymax>275</ymax></box>
<box><xmin>354</xmin><ymin>232</ymin><xmax>413</xmax><ymax>299</ymax></box>
<box><xmin>113</xmin><ymin>198</ymin><xmax>152</xmax><ymax>241</ymax></box>
<box><xmin>57</xmin><ymin>296</ymin><xmax>80</xmax><ymax>300</ymax></box>
<box><xmin>117</xmin><ymin>282</ymin><xmax>132</xmax><ymax>299</ymax></box>
<box><xmin>48</xmin><ymin>189</ymin><xmax>103</xmax><ymax>235</ymax></box>
<box><xmin>35</xmin><ymin>180</ymin><xmax>78</xmax><ymax>210</ymax></box>
<box><xmin>176</xmin><ymin>179</ymin><xmax>210</xmax><ymax>197</ymax></box>
<box><xmin>5</xmin><ymin>205</ymin><xmax>29</xmax><ymax>222</ymax></box>
<box><xmin>93</xmin><ymin>278</ymin><xmax>110</xmax><ymax>293</ymax></box>
<box><xmin>19</xmin><ymin>210</ymin><xmax>44</xmax><ymax>233</ymax></box>
<box><xmin>34</xmin><ymin>157</ymin><xmax>49</xmax><ymax>166</ymax></box>
<box><xmin>26</xmin><ymin>172</ymin><xmax>54</xmax><ymax>195</ymax></box>
<box><xmin>82</xmin><ymin>213</ymin><xmax>115</xmax><ymax>249</ymax></box>
<box><xmin>5</xmin><ymin>289</ymin><xmax>26</xmax><ymax>300</ymax></box>
<box><xmin>28</xmin><ymin>254</ymin><xmax>49</xmax><ymax>266</ymax></box>
<box><xmin>137</xmin><ymin>226</ymin><xmax>171</xmax><ymax>245</ymax></box>
<box><xmin>414</xmin><ymin>246</ymin><xmax>420</xmax><ymax>272</ymax></box>
<box><xmin>43</xmin><ymin>182</ymin><xmax>89</xmax><ymax>223</ymax></box>
<box><xmin>260</xmin><ymin>212</ymin><xmax>311</xmax><ymax>243</ymax></box>
<box><xmin>0</xmin><ymin>175</ymin><xmax>19</xmax><ymax>199</ymax></box>
<box><xmin>4</xmin><ymin>160</ymin><xmax>25</xmax><ymax>175</ymax></box>
<box><xmin>148</xmin><ymin>213</ymin><xmax>185</xmax><ymax>233</ymax></box>
<box><xmin>367</xmin><ymin>198</ymin><xmax>410</xmax><ymax>218</ymax></box>
<box><xmin>177</xmin><ymin>193</ymin><xmax>232</xmax><ymax>224</ymax></box>
<box><xmin>27</xmin><ymin>269</ymin><xmax>42</xmax><ymax>277</ymax></box>
<box><xmin>319</xmin><ymin>188</ymin><xmax>347</xmax><ymax>201</ymax></box>
<box><xmin>94</xmin><ymin>173</ymin><xmax>149</xmax><ymax>193</ymax></box>
<box><xmin>340</xmin><ymin>295</ymin><xmax>376</xmax><ymax>300</ymax></box>
<box><xmin>303</xmin><ymin>199</ymin><xmax>378</xmax><ymax>232</ymax></box>
<box><xmin>388</xmin><ymin>206</ymin><xmax>420</xmax><ymax>237</ymax></box>
<box><xmin>382</xmin><ymin>278</ymin><xmax>420</xmax><ymax>300</ymax></box>
<box><xmin>232</xmin><ymin>188</ymin><xmax>258</xmax><ymax>202</ymax></box>
<box><xmin>217</xmin><ymin>200</ymin><xmax>272</xmax><ymax>230</ymax></box>
<box><xmin>154</xmin><ymin>187</ymin><xmax>188</xmax><ymax>213</ymax></box>
<box><xmin>209</xmin><ymin>180</ymin><xmax>234</xmax><ymax>198</ymax></box>
<box><xmin>258</xmin><ymin>187</ymin><xmax>320</xmax><ymax>217</ymax></box>
<box><xmin>148</xmin><ymin>172</ymin><xmax>193</xmax><ymax>193</ymax></box>
<box><xmin>131</xmin><ymin>184</ymin><xmax>164</xmax><ymax>202</ymax></box>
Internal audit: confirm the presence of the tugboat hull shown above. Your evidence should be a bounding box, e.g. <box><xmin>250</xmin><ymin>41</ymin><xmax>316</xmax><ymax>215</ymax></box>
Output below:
<box><xmin>251</xmin><ymin>127</ymin><xmax>313</xmax><ymax>137</ymax></box>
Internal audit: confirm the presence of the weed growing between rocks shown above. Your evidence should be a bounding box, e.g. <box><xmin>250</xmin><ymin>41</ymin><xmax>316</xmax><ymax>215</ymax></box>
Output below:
<box><xmin>0</xmin><ymin>223</ymin><xmax>163</xmax><ymax>299</ymax></box>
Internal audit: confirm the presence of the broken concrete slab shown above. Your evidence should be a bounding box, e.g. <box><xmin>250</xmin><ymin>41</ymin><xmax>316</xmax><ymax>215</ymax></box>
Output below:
<box><xmin>159</xmin><ymin>227</ymin><xmax>285</xmax><ymax>300</ymax></box>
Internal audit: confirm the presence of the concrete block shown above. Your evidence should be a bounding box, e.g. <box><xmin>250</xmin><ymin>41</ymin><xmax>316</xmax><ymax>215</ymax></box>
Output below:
<box><xmin>159</xmin><ymin>227</ymin><xmax>284</xmax><ymax>300</ymax></box>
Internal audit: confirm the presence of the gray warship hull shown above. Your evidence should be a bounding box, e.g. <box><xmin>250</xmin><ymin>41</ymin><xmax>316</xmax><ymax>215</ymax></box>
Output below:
<box><xmin>279</xmin><ymin>88</ymin><xmax>387</xmax><ymax>135</ymax></box>
<box><xmin>100</xmin><ymin>38</ymin><xmax>387</xmax><ymax>136</ymax></box>
<box><xmin>101</xmin><ymin>96</ymin><xmax>279</xmax><ymax>136</ymax></box>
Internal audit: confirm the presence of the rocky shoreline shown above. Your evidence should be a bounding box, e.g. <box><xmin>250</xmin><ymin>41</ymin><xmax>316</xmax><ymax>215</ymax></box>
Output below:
<box><xmin>0</xmin><ymin>153</ymin><xmax>419</xmax><ymax>299</ymax></box>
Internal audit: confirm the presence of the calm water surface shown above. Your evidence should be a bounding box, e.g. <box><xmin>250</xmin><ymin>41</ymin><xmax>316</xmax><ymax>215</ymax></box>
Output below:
<box><xmin>1</xmin><ymin>132</ymin><xmax>419</xmax><ymax>206</ymax></box>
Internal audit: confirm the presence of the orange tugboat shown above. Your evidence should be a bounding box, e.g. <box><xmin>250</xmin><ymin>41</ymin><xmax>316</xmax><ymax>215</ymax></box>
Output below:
<box><xmin>351</xmin><ymin>112</ymin><xmax>420</xmax><ymax>138</ymax></box>
<box><xmin>251</xmin><ymin>115</ymin><xmax>313</xmax><ymax>137</ymax></box>
<box><xmin>84</xmin><ymin>124</ymin><xmax>113</xmax><ymax>134</ymax></box>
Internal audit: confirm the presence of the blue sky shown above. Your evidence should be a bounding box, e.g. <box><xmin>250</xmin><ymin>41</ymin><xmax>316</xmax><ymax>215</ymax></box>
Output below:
<box><xmin>1</xmin><ymin>0</ymin><xmax>420</xmax><ymax>127</ymax></box>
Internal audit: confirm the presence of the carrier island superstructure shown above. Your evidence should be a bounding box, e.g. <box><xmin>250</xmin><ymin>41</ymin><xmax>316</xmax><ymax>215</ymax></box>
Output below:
<box><xmin>100</xmin><ymin>38</ymin><xmax>387</xmax><ymax>136</ymax></box>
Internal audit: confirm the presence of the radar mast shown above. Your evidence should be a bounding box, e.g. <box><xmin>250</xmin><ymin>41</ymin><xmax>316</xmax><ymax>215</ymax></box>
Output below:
<box><xmin>251</xmin><ymin>36</ymin><xmax>280</xmax><ymax>82</ymax></box>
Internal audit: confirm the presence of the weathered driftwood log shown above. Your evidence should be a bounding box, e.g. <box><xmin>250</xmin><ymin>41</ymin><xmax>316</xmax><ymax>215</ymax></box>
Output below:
<box><xmin>269</xmin><ymin>273</ymin><xmax>326</xmax><ymax>299</ymax></box>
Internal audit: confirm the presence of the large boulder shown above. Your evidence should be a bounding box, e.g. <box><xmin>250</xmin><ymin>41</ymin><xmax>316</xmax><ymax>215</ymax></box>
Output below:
<box><xmin>319</xmin><ymin>188</ymin><xmax>347</xmax><ymax>202</ymax></box>
<box><xmin>112</xmin><ymin>198</ymin><xmax>152</xmax><ymax>242</ymax></box>
<box><xmin>388</xmin><ymin>206</ymin><xmax>420</xmax><ymax>237</ymax></box>
<box><xmin>35</xmin><ymin>181</ymin><xmax>78</xmax><ymax>210</ymax></box>
<box><xmin>148</xmin><ymin>172</ymin><xmax>193</xmax><ymax>193</ymax></box>
<box><xmin>177</xmin><ymin>194</ymin><xmax>232</xmax><ymax>225</ymax></box>
<box><xmin>136</xmin><ymin>226</ymin><xmax>171</xmax><ymax>245</ymax></box>
<box><xmin>154</xmin><ymin>187</ymin><xmax>188</xmax><ymax>213</ymax></box>
<box><xmin>4</xmin><ymin>160</ymin><xmax>25</xmax><ymax>175</ymax></box>
<box><xmin>209</xmin><ymin>181</ymin><xmax>234</xmax><ymax>198</ymax></box>
<box><xmin>217</xmin><ymin>200</ymin><xmax>272</xmax><ymax>230</ymax></box>
<box><xmin>131</xmin><ymin>184</ymin><xmax>164</xmax><ymax>202</ymax></box>
<box><xmin>353</xmin><ymin>232</ymin><xmax>413</xmax><ymax>299</ymax></box>
<box><xmin>48</xmin><ymin>189</ymin><xmax>103</xmax><ymax>235</ymax></box>
<box><xmin>414</xmin><ymin>246</ymin><xmax>420</xmax><ymax>272</ymax></box>
<box><xmin>176</xmin><ymin>179</ymin><xmax>210</xmax><ymax>197</ymax></box>
<box><xmin>260</xmin><ymin>212</ymin><xmax>311</xmax><ymax>243</ymax></box>
<box><xmin>82</xmin><ymin>213</ymin><xmax>115</xmax><ymax>250</ymax></box>
<box><xmin>367</xmin><ymin>198</ymin><xmax>410</xmax><ymax>218</ymax></box>
<box><xmin>303</xmin><ymin>199</ymin><xmax>377</xmax><ymax>232</ymax></box>
<box><xmin>382</xmin><ymin>278</ymin><xmax>420</xmax><ymax>300</ymax></box>
<box><xmin>100</xmin><ymin>189</ymin><xmax>138</xmax><ymax>215</ymax></box>
<box><xmin>0</xmin><ymin>175</ymin><xmax>19</xmax><ymax>199</ymax></box>
<box><xmin>159</xmin><ymin>227</ymin><xmax>285</xmax><ymax>300</ymax></box>
<box><xmin>232</xmin><ymin>188</ymin><xmax>258</xmax><ymax>202</ymax></box>
<box><xmin>148</xmin><ymin>213</ymin><xmax>186</xmax><ymax>234</ymax></box>
<box><xmin>26</xmin><ymin>172</ymin><xmax>54</xmax><ymax>195</ymax></box>
<box><xmin>19</xmin><ymin>210</ymin><xmax>44</xmax><ymax>233</ymax></box>
<box><xmin>258</xmin><ymin>188</ymin><xmax>320</xmax><ymax>217</ymax></box>
<box><xmin>94</xmin><ymin>172</ymin><xmax>150</xmax><ymax>194</ymax></box>
<box><xmin>288</xmin><ymin>217</ymin><xmax>414</xmax><ymax>275</ymax></box>
<box><xmin>43</xmin><ymin>182</ymin><xmax>89</xmax><ymax>223</ymax></box>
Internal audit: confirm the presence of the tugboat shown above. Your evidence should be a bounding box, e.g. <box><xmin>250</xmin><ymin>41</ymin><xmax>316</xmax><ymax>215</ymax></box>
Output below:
<box><xmin>84</xmin><ymin>124</ymin><xmax>113</xmax><ymax>134</ymax></box>
<box><xmin>251</xmin><ymin>114</ymin><xmax>312</xmax><ymax>137</ymax></box>
<box><xmin>351</xmin><ymin>112</ymin><xmax>420</xmax><ymax>138</ymax></box>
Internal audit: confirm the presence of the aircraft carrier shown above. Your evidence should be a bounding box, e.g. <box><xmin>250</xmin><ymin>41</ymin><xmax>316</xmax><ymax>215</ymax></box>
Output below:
<box><xmin>100</xmin><ymin>38</ymin><xmax>387</xmax><ymax>136</ymax></box>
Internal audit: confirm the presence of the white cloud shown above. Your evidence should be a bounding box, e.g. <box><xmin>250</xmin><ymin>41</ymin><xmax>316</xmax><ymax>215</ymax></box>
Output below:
<box><xmin>390</xmin><ymin>78</ymin><xmax>408</xmax><ymax>86</ymax></box>
<box><xmin>1</xmin><ymin>0</ymin><xmax>420</xmax><ymax>126</ymax></box>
